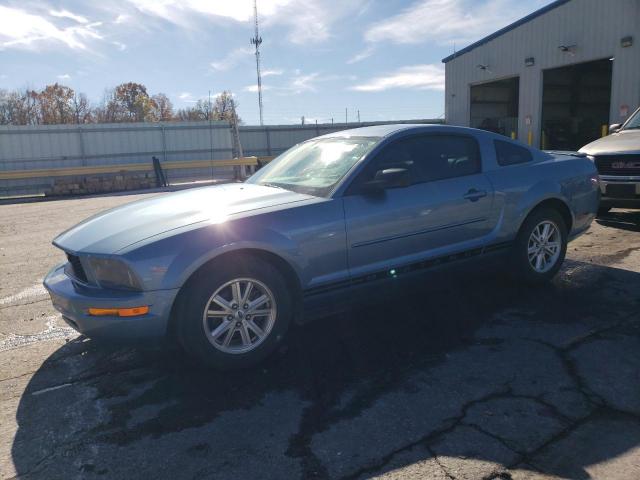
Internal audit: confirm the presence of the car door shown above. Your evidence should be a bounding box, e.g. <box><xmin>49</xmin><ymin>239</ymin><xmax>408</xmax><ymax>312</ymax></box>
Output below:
<box><xmin>342</xmin><ymin>133</ymin><xmax>495</xmax><ymax>278</ymax></box>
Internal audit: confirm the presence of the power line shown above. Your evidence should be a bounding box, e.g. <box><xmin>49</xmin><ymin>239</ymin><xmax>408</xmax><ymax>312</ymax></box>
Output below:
<box><xmin>250</xmin><ymin>0</ymin><xmax>264</xmax><ymax>126</ymax></box>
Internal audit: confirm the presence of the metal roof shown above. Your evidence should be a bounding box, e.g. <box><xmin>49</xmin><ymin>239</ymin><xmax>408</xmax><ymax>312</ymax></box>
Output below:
<box><xmin>441</xmin><ymin>0</ymin><xmax>573</xmax><ymax>63</ymax></box>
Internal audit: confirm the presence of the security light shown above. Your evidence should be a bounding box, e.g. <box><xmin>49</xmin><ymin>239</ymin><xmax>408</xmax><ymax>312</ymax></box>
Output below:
<box><xmin>558</xmin><ymin>45</ymin><xmax>577</xmax><ymax>55</ymax></box>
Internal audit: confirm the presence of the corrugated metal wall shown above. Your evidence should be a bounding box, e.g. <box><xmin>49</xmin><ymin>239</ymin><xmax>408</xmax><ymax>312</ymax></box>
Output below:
<box><xmin>0</xmin><ymin>119</ymin><xmax>442</xmax><ymax>197</ymax></box>
<box><xmin>0</xmin><ymin>121</ymin><xmax>234</xmax><ymax>196</ymax></box>
<box><xmin>239</xmin><ymin>119</ymin><xmax>443</xmax><ymax>157</ymax></box>
<box><xmin>445</xmin><ymin>0</ymin><xmax>640</xmax><ymax>147</ymax></box>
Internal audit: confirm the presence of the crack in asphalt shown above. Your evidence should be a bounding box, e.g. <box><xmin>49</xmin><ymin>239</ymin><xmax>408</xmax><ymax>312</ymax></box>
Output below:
<box><xmin>426</xmin><ymin>444</ymin><xmax>457</xmax><ymax>480</ymax></box>
<box><xmin>339</xmin><ymin>314</ymin><xmax>638</xmax><ymax>480</ymax></box>
<box><xmin>340</xmin><ymin>387</ymin><xmax>513</xmax><ymax>480</ymax></box>
<box><xmin>0</xmin><ymin>298</ymin><xmax>49</xmax><ymax>310</ymax></box>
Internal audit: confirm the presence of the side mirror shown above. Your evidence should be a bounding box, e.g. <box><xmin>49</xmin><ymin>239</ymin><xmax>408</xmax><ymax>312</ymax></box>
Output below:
<box><xmin>362</xmin><ymin>168</ymin><xmax>410</xmax><ymax>192</ymax></box>
<box><xmin>609</xmin><ymin>123</ymin><xmax>622</xmax><ymax>134</ymax></box>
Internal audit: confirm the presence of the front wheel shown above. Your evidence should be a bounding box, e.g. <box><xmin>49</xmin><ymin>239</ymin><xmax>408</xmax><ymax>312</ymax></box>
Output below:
<box><xmin>513</xmin><ymin>208</ymin><xmax>567</xmax><ymax>284</ymax></box>
<box><xmin>177</xmin><ymin>257</ymin><xmax>293</xmax><ymax>369</ymax></box>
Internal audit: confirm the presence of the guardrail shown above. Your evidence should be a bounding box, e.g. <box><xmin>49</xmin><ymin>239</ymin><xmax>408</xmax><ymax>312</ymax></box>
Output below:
<box><xmin>0</xmin><ymin>157</ymin><xmax>276</xmax><ymax>181</ymax></box>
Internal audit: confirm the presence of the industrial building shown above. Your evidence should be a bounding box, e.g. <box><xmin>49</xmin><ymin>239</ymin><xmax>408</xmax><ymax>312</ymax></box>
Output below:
<box><xmin>443</xmin><ymin>0</ymin><xmax>640</xmax><ymax>150</ymax></box>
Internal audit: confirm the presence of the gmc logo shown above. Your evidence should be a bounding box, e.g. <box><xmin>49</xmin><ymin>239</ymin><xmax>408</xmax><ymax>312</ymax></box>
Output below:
<box><xmin>612</xmin><ymin>161</ymin><xmax>640</xmax><ymax>169</ymax></box>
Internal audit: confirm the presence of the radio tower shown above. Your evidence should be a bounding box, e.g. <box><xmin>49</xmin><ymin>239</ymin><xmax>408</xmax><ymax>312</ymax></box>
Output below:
<box><xmin>250</xmin><ymin>0</ymin><xmax>264</xmax><ymax>125</ymax></box>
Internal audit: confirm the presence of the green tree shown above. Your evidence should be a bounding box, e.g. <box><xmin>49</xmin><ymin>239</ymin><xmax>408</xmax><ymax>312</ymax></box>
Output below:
<box><xmin>109</xmin><ymin>82</ymin><xmax>156</xmax><ymax>122</ymax></box>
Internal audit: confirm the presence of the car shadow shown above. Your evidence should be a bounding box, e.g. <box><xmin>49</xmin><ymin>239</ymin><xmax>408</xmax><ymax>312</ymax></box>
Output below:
<box><xmin>10</xmin><ymin>259</ymin><xmax>640</xmax><ymax>479</ymax></box>
<box><xmin>596</xmin><ymin>209</ymin><xmax>640</xmax><ymax>232</ymax></box>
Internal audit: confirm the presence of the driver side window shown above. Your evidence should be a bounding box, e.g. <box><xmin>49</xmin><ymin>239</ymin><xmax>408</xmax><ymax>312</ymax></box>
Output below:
<box><xmin>349</xmin><ymin>134</ymin><xmax>481</xmax><ymax>193</ymax></box>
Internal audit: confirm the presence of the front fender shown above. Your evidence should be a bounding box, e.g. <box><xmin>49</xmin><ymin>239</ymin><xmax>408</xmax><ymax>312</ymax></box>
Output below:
<box><xmin>124</xmin><ymin>220</ymin><xmax>303</xmax><ymax>291</ymax></box>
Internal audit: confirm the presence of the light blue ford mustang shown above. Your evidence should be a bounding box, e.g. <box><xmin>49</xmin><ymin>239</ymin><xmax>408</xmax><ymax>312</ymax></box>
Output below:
<box><xmin>45</xmin><ymin>125</ymin><xmax>600</xmax><ymax>368</ymax></box>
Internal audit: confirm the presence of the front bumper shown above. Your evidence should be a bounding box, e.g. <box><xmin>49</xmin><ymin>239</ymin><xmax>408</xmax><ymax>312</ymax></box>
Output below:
<box><xmin>599</xmin><ymin>175</ymin><xmax>640</xmax><ymax>208</ymax></box>
<box><xmin>44</xmin><ymin>263</ymin><xmax>179</xmax><ymax>340</ymax></box>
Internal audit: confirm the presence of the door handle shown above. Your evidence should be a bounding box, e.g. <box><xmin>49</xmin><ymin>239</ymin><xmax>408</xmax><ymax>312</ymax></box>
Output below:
<box><xmin>463</xmin><ymin>189</ymin><xmax>487</xmax><ymax>202</ymax></box>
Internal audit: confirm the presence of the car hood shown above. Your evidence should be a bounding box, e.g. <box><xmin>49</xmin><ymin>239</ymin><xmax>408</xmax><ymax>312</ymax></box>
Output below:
<box><xmin>54</xmin><ymin>183</ymin><xmax>315</xmax><ymax>254</ymax></box>
<box><xmin>579</xmin><ymin>129</ymin><xmax>640</xmax><ymax>155</ymax></box>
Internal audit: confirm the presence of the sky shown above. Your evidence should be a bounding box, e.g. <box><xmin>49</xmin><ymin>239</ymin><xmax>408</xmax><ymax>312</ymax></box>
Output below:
<box><xmin>0</xmin><ymin>0</ymin><xmax>555</xmax><ymax>125</ymax></box>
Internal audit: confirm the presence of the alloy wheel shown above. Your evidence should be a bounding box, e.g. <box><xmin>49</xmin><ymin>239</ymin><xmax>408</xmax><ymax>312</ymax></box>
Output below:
<box><xmin>202</xmin><ymin>278</ymin><xmax>277</xmax><ymax>354</ymax></box>
<box><xmin>527</xmin><ymin>220</ymin><xmax>561</xmax><ymax>273</ymax></box>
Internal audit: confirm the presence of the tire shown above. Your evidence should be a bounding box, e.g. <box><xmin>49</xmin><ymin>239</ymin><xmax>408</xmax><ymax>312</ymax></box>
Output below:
<box><xmin>513</xmin><ymin>207</ymin><xmax>567</xmax><ymax>284</ymax></box>
<box><xmin>176</xmin><ymin>256</ymin><xmax>293</xmax><ymax>370</ymax></box>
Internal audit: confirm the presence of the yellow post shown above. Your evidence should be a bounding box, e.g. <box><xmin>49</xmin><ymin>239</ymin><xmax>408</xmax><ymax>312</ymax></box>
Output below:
<box><xmin>601</xmin><ymin>124</ymin><xmax>608</xmax><ymax>137</ymax></box>
<box><xmin>527</xmin><ymin>131</ymin><xmax>533</xmax><ymax>146</ymax></box>
<box><xmin>541</xmin><ymin>131</ymin><xmax>547</xmax><ymax>150</ymax></box>
<box><xmin>511</xmin><ymin>131</ymin><xmax>516</xmax><ymax>140</ymax></box>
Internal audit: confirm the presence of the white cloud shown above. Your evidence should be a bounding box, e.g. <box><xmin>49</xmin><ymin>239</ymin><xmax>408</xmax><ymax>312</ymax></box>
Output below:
<box><xmin>112</xmin><ymin>41</ymin><xmax>127</xmax><ymax>51</ymax></box>
<box><xmin>242</xmin><ymin>71</ymin><xmax>338</xmax><ymax>96</ymax></box>
<box><xmin>127</xmin><ymin>0</ymin><xmax>290</xmax><ymax>22</ymax></box>
<box><xmin>244</xmin><ymin>84</ymin><xmax>272</xmax><ymax>93</ymax></box>
<box><xmin>267</xmin><ymin>0</ymin><xmax>366</xmax><ymax>45</ymax></box>
<box><xmin>351</xmin><ymin>64</ymin><xmax>445</xmax><ymax>92</ymax></box>
<box><xmin>0</xmin><ymin>6</ymin><xmax>102</xmax><ymax>51</ymax></box>
<box><xmin>114</xmin><ymin>14</ymin><xmax>131</xmax><ymax>24</ymax></box>
<box><xmin>262</xmin><ymin>69</ymin><xmax>283</xmax><ymax>77</ymax></box>
<box><xmin>126</xmin><ymin>0</ymin><xmax>366</xmax><ymax>45</ymax></box>
<box><xmin>49</xmin><ymin>9</ymin><xmax>89</xmax><ymax>24</ymax></box>
<box><xmin>210</xmin><ymin>46</ymin><xmax>253</xmax><ymax>71</ymax></box>
<box><xmin>364</xmin><ymin>0</ymin><xmax>548</xmax><ymax>46</ymax></box>
<box><xmin>347</xmin><ymin>46</ymin><xmax>374</xmax><ymax>64</ymax></box>
<box><xmin>57</xmin><ymin>73</ymin><xmax>71</xmax><ymax>80</ymax></box>
<box><xmin>289</xmin><ymin>72</ymin><xmax>320</xmax><ymax>94</ymax></box>
<box><xmin>178</xmin><ymin>92</ymin><xmax>194</xmax><ymax>101</ymax></box>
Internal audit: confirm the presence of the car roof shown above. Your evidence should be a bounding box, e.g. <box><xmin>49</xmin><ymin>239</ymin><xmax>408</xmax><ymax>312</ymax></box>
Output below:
<box><xmin>320</xmin><ymin>123</ymin><xmax>482</xmax><ymax>139</ymax></box>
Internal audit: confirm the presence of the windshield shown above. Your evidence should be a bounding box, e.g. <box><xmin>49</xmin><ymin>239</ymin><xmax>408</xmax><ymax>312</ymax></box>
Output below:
<box><xmin>246</xmin><ymin>136</ymin><xmax>380</xmax><ymax>197</ymax></box>
<box><xmin>622</xmin><ymin>108</ymin><xmax>640</xmax><ymax>130</ymax></box>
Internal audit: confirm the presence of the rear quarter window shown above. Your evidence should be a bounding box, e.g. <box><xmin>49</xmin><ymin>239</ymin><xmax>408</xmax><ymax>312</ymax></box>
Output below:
<box><xmin>495</xmin><ymin>140</ymin><xmax>533</xmax><ymax>166</ymax></box>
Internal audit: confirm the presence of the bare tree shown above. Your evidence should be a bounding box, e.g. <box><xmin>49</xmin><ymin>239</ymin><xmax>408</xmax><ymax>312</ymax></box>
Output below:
<box><xmin>72</xmin><ymin>93</ymin><xmax>92</xmax><ymax>124</ymax></box>
<box><xmin>9</xmin><ymin>89</ymin><xmax>41</xmax><ymax>125</ymax></box>
<box><xmin>213</xmin><ymin>91</ymin><xmax>241</xmax><ymax>123</ymax></box>
<box><xmin>0</xmin><ymin>89</ymin><xmax>11</xmax><ymax>125</ymax></box>
<box><xmin>151</xmin><ymin>93</ymin><xmax>174</xmax><ymax>121</ymax></box>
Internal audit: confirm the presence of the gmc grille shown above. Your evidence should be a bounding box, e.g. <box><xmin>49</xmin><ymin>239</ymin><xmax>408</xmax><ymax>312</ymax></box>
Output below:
<box><xmin>66</xmin><ymin>253</ymin><xmax>88</xmax><ymax>283</ymax></box>
<box><xmin>594</xmin><ymin>154</ymin><xmax>640</xmax><ymax>176</ymax></box>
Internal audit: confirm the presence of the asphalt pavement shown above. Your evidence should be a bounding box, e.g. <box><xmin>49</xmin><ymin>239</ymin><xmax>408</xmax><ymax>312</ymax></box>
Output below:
<box><xmin>1</xmin><ymin>192</ymin><xmax>639</xmax><ymax>479</ymax></box>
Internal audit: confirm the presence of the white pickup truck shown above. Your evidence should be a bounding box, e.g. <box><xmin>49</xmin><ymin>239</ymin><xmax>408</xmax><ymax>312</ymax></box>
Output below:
<box><xmin>580</xmin><ymin>106</ymin><xmax>640</xmax><ymax>213</ymax></box>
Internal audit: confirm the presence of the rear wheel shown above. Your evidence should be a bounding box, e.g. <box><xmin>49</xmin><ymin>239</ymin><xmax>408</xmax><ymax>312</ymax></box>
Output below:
<box><xmin>513</xmin><ymin>208</ymin><xmax>567</xmax><ymax>284</ymax></box>
<box><xmin>177</xmin><ymin>256</ymin><xmax>292</xmax><ymax>369</ymax></box>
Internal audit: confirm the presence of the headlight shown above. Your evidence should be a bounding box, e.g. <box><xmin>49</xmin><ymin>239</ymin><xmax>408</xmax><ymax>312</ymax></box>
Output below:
<box><xmin>86</xmin><ymin>257</ymin><xmax>143</xmax><ymax>291</ymax></box>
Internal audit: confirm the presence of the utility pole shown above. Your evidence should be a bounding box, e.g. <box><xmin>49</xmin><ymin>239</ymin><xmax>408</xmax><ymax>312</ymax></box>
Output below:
<box><xmin>229</xmin><ymin>96</ymin><xmax>245</xmax><ymax>179</ymax></box>
<box><xmin>250</xmin><ymin>0</ymin><xmax>264</xmax><ymax>126</ymax></box>
<box><xmin>357</xmin><ymin>109</ymin><xmax>361</xmax><ymax>123</ymax></box>
<box><xmin>345</xmin><ymin>108</ymin><xmax>348</xmax><ymax>124</ymax></box>
<box><xmin>208</xmin><ymin>90</ymin><xmax>214</xmax><ymax>178</ymax></box>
